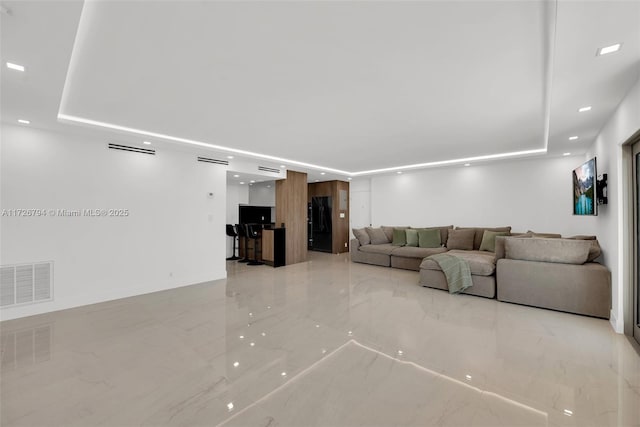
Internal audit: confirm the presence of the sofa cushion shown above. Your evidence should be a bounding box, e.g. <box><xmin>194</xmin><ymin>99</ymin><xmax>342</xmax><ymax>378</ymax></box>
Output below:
<box><xmin>413</xmin><ymin>226</ymin><xmax>453</xmax><ymax>245</ymax></box>
<box><xmin>504</xmin><ymin>238</ymin><xmax>591</xmax><ymax>264</ymax></box>
<box><xmin>525</xmin><ymin>230</ymin><xmax>562</xmax><ymax>238</ymax></box>
<box><xmin>366</xmin><ymin>227</ymin><xmax>389</xmax><ymax>245</ymax></box>
<box><xmin>418</xmin><ymin>228</ymin><xmax>441</xmax><ymax>248</ymax></box>
<box><xmin>391</xmin><ymin>246</ymin><xmax>447</xmax><ymax>259</ymax></box>
<box><xmin>392</xmin><ymin>229</ymin><xmax>407</xmax><ymax>246</ymax></box>
<box><xmin>352</xmin><ymin>228</ymin><xmax>370</xmax><ymax>246</ymax></box>
<box><xmin>479</xmin><ymin>230</ymin><xmax>509</xmax><ymax>252</ymax></box>
<box><xmin>457</xmin><ymin>226</ymin><xmax>512</xmax><ymax>250</ymax></box>
<box><xmin>420</xmin><ymin>250</ymin><xmax>496</xmax><ymax>276</ymax></box>
<box><xmin>381</xmin><ymin>226</ymin><xmax>408</xmax><ymax>242</ymax></box>
<box><xmin>446</xmin><ymin>229</ymin><xmax>475</xmax><ymax>250</ymax></box>
<box><xmin>406</xmin><ymin>229</ymin><xmax>419</xmax><ymax>247</ymax></box>
<box><xmin>359</xmin><ymin>243</ymin><xmax>396</xmax><ymax>255</ymax></box>
<box><xmin>567</xmin><ymin>235</ymin><xmax>602</xmax><ymax>261</ymax></box>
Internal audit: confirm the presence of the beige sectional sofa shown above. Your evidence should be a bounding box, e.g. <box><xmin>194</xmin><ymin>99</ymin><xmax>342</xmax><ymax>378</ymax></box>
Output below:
<box><xmin>350</xmin><ymin>226</ymin><xmax>611</xmax><ymax>318</ymax></box>
<box><xmin>495</xmin><ymin>236</ymin><xmax>610</xmax><ymax>318</ymax></box>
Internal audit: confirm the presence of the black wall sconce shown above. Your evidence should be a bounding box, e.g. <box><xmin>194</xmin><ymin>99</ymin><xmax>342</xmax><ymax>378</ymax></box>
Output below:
<box><xmin>597</xmin><ymin>173</ymin><xmax>608</xmax><ymax>205</ymax></box>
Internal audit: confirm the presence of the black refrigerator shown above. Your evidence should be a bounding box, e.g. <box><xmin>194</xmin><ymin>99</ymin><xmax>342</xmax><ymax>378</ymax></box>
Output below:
<box><xmin>308</xmin><ymin>196</ymin><xmax>332</xmax><ymax>252</ymax></box>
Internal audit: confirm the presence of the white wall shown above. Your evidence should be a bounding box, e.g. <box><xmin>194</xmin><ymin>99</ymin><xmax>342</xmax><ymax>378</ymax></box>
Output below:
<box><xmin>369</xmin><ymin>155</ymin><xmax>587</xmax><ymax>236</ymax></box>
<box><xmin>349</xmin><ymin>178</ymin><xmax>371</xmax><ymax>234</ymax></box>
<box><xmin>0</xmin><ymin>125</ymin><xmax>228</xmax><ymax>321</ymax></box>
<box><xmin>586</xmin><ymin>76</ymin><xmax>640</xmax><ymax>333</ymax></box>
<box><xmin>248</xmin><ymin>183</ymin><xmax>275</xmax><ymax>207</ymax></box>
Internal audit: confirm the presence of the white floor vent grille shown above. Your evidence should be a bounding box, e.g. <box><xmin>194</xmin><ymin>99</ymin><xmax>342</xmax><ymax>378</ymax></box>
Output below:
<box><xmin>0</xmin><ymin>262</ymin><xmax>53</xmax><ymax>307</ymax></box>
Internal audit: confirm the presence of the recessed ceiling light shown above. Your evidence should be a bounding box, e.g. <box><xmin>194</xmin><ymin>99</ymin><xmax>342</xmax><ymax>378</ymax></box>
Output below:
<box><xmin>563</xmin><ymin>152</ymin><xmax>571</xmax><ymax>156</ymax></box>
<box><xmin>233</xmin><ymin>174</ymin><xmax>239</xmax><ymax>178</ymax></box>
<box><xmin>250</xmin><ymin>180</ymin><xmax>255</xmax><ymax>183</ymax></box>
<box><xmin>239</xmin><ymin>181</ymin><xmax>245</xmax><ymax>185</ymax></box>
<box><xmin>315</xmin><ymin>179</ymin><xmax>319</xmax><ymax>182</ymax></box>
<box><xmin>464</xmin><ymin>163</ymin><xmax>471</xmax><ymax>167</ymax></box>
<box><xmin>597</xmin><ymin>43</ymin><xmax>622</xmax><ymax>56</ymax></box>
<box><xmin>17</xmin><ymin>119</ymin><xmax>30</xmax><ymax>124</ymax></box>
<box><xmin>227</xmin><ymin>155</ymin><xmax>234</xmax><ymax>159</ymax></box>
<box><xmin>396</xmin><ymin>171</ymin><xmax>402</xmax><ymax>174</ymax></box>
<box><xmin>280</xmin><ymin>165</ymin><xmax>286</xmax><ymax>169</ymax></box>
<box><xmin>143</xmin><ymin>141</ymin><xmax>151</xmax><ymax>145</ymax></box>
<box><xmin>266</xmin><ymin>185</ymin><xmax>271</xmax><ymax>188</ymax></box>
<box><xmin>578</xmin><ymin>106</ymin><xmax>592</xmax><ymax>113</ymax></box>
<box><xmin>320</xmin><ymin>172</ymin><xmax>326</xmax><ymax>175</ymax></box>
<box><xmin>6</xmin><ymin>62</ymin><xmax>24</xmax><ymax>72</ymax></box>
<box><xmin>347</xmin><ymin>177</ymin><xmax>352</xmax><ymax>180</ymax></box>
<box><xmin>569</xmin><ymin>136</ymin><xmax>579</xmax><ymax>141</ymax></box>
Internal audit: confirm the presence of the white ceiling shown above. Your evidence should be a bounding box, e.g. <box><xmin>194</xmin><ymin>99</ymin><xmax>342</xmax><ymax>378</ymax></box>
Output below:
<box><xmin>2</xmin><ymin>1</ymin><xmax>640</xmax><ymax>178</ymax></box>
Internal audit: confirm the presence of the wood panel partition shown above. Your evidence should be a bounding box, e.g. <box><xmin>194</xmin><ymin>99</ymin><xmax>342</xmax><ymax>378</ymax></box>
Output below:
<box><xmin>308</xmin><ymin>180</ymin><xmax>350</xmax><ymax>254</ymax></box>
<box><xmin>276</xmin><ymin>170</ymin><xmax>308</xmax><ymax>265</ymax></box>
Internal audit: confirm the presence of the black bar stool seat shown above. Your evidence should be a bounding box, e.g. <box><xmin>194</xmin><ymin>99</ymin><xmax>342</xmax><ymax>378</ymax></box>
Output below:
<box><xmin>247</xmin><ymin>224</ymin><xmax>263</xmax><ymax>266</ymax></box>
<box><xmin>226</xmin><ymin>224</ymin><xmax>240</xmax><ymax>261</ymax></box>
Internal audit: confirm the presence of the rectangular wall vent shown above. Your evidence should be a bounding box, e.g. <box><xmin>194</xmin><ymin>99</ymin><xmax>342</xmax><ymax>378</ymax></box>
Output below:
<box><xmin>108</xmin><ymin>143</ymin><xmax>156</xmax><ymax>155</ymax></box>
<box><xmin>0</xmin><ymin>262</ymin><xmax>53</xmax><ymax>308</ymax></box>
<box><xmin>197</xmin><ymin>157</ymin><xmax>229</xmax><ymax>165</ymax></box>
<box><xmin>258</xmin><ymin>166</ymin><xmax>281</xmax><ymax>174</ymax></box>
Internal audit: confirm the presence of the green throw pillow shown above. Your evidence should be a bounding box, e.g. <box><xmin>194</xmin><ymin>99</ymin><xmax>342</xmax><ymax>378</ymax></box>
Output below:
<box><xmin>418</xmin><ymin>229</ymin><xmax>441</xmax><ymax>248</ymax></box>
<box><xmin>392</xmin><ymin>228</ymin><xmax>407</xmax><ymax>246</ymax></box>
<box><xmin>405</xmin><ymin>229</ymin><xmax>419</xmax><ymax>247</ymax></box>
<box><xmin>479</xmin><ymin>230</ymin><xmax>509</xmax><ymax>252</ymax></box>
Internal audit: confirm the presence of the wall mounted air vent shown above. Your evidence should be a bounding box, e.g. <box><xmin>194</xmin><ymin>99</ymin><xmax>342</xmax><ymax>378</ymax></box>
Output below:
<box><xmin>1</xmin><ymin>262</ymin><xmax>53</xmax><ymax>308</ymax></box>
<box><xmin>197</xmin><ymin>157</ymin><xmax>228</xmax><ymax>165</ymax></box>
<box><xmin>108</xmin><ymin>143</ymin><xmax>155</xmax><ymax>155</ymax></box>
<box><xmin>258</xmin><ymin>166</ymin><xmax>280</xmax><ymax>174</ymax></box>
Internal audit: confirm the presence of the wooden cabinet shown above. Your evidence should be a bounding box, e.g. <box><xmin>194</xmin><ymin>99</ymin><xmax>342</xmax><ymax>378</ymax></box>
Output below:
<box><xmin>262</xmin><ymin>228</ymin><xmax>286</xmax><ymax>267</ymax></box>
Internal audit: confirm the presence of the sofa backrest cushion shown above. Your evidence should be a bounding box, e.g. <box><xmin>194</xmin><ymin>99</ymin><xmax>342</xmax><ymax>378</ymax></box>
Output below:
<box><xmin>567</xmin><ymin>235</ymin><xmax>602</xmax><ymax>261</ymax></box>
<box><xmin>457</xmin><ymin>226</ymin><xmax>512</xmax><ymax>250</ymax></box>
<box><xmin>366</xmin><ymin>227</ymin><xmax>390</xmax><ymax>245</ymax></box>
<box><xmin>504</xmin><ymin>238</ymin><xmax>591</xmax><ymax>264</ymax></box>
<box><xmin>414</xmin><ymin>225</ymin><xmax>453</xmax><ymax>245</ymax></box>
<box><xmin>352</xmin><ymin>228</ymin><xmax>370</xmax><ymax>246</ymax></box>
<box><xmin>525</xmin><ymin>230</ymin><xmax>562</xmax><ymax>238</ymax></box>
<box><xmin>405</xmin><ymin>229</ymin><xmax>419</xmax><ymax>247</ymax></box>
<box><xmin>479</xmin><ymin>230</ymin><xmax>510</xmax><ymax>252</ymax></box>
<box><xmin>446</xmin><ymin>229</ymin><xmax>475</xmax><ymax>250</ymax></box>
<box><xmin>418</xmin><ymin>228</ymin><xmax>442</xmax><ymax>248</ymax></box>
<box><xmin>392</xmin><ymin>229</ymin><xmax>407</xmax><ymax>246</ymax></box>
<box><xmin>381</xmin><ymin>226</ymin><xmax>408</xmax><ymax>242</ymax></box>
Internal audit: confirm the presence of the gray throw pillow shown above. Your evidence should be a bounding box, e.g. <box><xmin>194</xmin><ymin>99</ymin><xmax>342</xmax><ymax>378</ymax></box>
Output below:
<box><xmin>392</xmin><ymin>229</ymin><xmax>407</xmax><ymax>246</ymax></box>
<box><xmin>418</xmin><ymin>229</ymin><xmax>441</xmax><ymax>248</ymax></box>
<box><xmin>405</xmin><ymin>229</ymin><xmax>419</xmax><ymax>247</ymax></box>
<box><xmin>352</xmin><ymin>228</ymin><xmax>370</xmax><ymax>246</ymax></box>
<box><xmin>479</xmin><ymin>230</ymin><xmax>509</xmax><ymax>252</ymax></box>
<box><xmin>446</xmin><ymin>229</ymin><xmax>475</xmax><ymax>250</ymax></box>
<box><xmin>366</xmin><ymin>227</ymin><xmax>389</xmax><ymax>245</ymax></box>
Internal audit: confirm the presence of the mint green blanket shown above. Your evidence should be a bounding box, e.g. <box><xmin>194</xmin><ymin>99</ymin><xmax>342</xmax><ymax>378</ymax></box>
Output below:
<box><xmin>426</xmin><ymin>253</ymin><xmax>473</xmax><ymax>294</ymax></box>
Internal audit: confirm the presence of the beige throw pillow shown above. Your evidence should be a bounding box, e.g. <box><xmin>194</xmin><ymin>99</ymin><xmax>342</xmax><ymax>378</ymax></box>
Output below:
<box><xmin>446</xmin><ymin>229</ymin><xmax>475</xmax><ymax>250</ymax></box>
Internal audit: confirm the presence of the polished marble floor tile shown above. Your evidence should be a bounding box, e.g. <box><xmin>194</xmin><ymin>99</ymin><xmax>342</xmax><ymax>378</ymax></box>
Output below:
<box><xmin>1</xmin><ymin>252</ymin><xmax>639</xmax><ymax>426</ymax></box>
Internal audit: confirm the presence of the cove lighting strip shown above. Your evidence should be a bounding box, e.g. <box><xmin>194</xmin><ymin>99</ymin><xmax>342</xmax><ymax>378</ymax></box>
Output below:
<box><xmin>57</xmin><ymin>113</ymin><xmax>351</xmax><ymax>175</ymax></box>
<box><xmin>58</xmin><ymin>113</ymin><xmax>548</xmax><ymax>177</ymax></box>
<box><xmin>350</xmin><ymin>148</ymin><xmax>548</xmax><ymax>176</ymax></box>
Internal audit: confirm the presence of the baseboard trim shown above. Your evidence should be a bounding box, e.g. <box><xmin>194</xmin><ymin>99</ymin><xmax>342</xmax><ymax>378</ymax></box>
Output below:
<box><xmin>609</xmin><ymin>309</ymin><xmax>623</xmax><ymax>334</ymax></box>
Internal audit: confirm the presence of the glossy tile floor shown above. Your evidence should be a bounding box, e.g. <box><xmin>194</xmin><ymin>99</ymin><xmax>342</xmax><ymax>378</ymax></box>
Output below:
<box><xmin>1</xmin><ymin>252</ymin><xmax>639</xmax><ymax>427</ymax></box>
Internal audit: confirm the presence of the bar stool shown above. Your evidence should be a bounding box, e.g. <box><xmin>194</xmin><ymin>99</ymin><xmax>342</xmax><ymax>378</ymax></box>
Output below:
<box><xmin>236</xmin><ymin>223</ymin><xmax>250</xmax><ymax>263</ymax></box>
<box><xmin>226</xmin><ymin>224</ymin><xmax>240</xmax><ymax>261</ymax></box>
<box><xmin>247</xmin><ymin>224</ymin><xmax>263</xmax><ymax>266</ymax></box>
